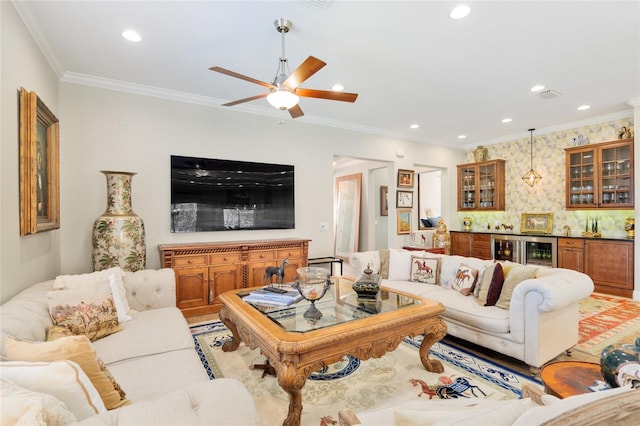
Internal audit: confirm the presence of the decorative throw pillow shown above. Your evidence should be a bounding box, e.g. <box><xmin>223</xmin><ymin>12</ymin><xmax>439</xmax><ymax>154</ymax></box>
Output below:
<box><xmin>495</xmin><ymin>264</ymin><xmax>538</xmax><ymax>309</ymax></box>
<box><xmin>388</xmin><ymin>249</ymin><xmax>420</xmax><ymax>281</ymax></box>
<box><xmin>349</xmin><ymin>251</ymin><xmax>381</xmax><ymax>277</ymax></box>
<box><xmin>450</xmin><ymin>264</ymin><xmax>479</xmax><ymax>296</ymax></box>
<box><xmin>46</xmin><ymin>325</ymin><xmax>74</xmax><ymax>341</ymax></box>
<box><xmin>475</xmin><ymin>262</ymin><xmax>496</xmax><ymax>299</ymax></box>
<box><xmin>5</xmin><ymin>335</ymin><xmax>130</xmax><ymax>410</ymax></box>
<box><xmin>484</xmin><ymin>263</ymin><xmax>505</xmax><ymax>306</ymax></box>
<box><xmin>47</xmin><ymin>283</ymin><xmax>122</xmax><ymax>341</ymax></box>
<box><xmin>379</xmin><ymin>248</ymin><xmax>390</xmax><ymax>279</ymax></box>
<box><xmin>0</xmin><ymin>360</ymin><xmax>104</xmax><ymax>421</ymax></box>
<box><xmin>54</xmin><ymin>267</ymin><xmax>132</xmax><ymax>321</ymax></box>
<box><xmin>410</xmin><ymin>256</ymin><xmax>440</xmax><ymax>284</ymax></box>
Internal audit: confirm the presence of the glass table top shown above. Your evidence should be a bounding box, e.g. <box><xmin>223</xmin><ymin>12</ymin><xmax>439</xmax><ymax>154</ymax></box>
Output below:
<box><xmin>239</xmin><ymin>283</ymin><xmax>421</xmax><ymax>333</ymax></box>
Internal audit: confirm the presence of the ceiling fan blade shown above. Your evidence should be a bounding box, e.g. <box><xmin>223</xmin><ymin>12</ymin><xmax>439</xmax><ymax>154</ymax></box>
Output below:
<box><xmin>295</xmin><ymin>88</ymin><xmax>358</xmax><ymax>103</ymax></box>
<box><xmin>288</xmin><ymin>104</ymin><xmax>304</xmax><ymax>119</ymax></box>
<box><xmin>222</xmin><ymin>93</ymin><xmax>269</xmax><ymax>107</ymax></box>
<box><xmin>209</xmin><ymin>66</ymin><xmax>275</xmax><ymax>89</ymax></box>
<box><xmin>283</xmin><ymin>56</ymin><xmax>326</xmax><ymax>89</ymax></box>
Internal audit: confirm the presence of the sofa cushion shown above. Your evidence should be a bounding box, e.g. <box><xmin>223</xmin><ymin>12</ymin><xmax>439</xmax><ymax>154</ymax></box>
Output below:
<box><xmin>484</xmin><ymin>263</ymin><xmax>505</xmax><ymax>306</ymax></box>
<box><xmin>0</xmin><ymin>360</ymin><xmax>104</xmax><ymax>421</ymax></box>
<box><xmin>409</xmin><ymin>256</ymin><xmax>440</xmax><ymax>284</ymax></box>
<box><xmin>105</xmin><ymin>349</ymin><xmax>209</xmax><ymax>402</ymax></box>
<box><xmin>5</xmin><ymin>335</ymin><xmax>130</xmax><ymax>410</ymax></box>
<box><xmin>47</xmin><ymin>283</ymin><xmax>122</xmax><ymax>341</ymax></box>
<box><xmin>89</xmin><ymin>307</ymin><xmax>195</xmax><ymax>365</ymax></box>
<box><xmin>475</xmin><ymin>262</ymin><xmax>496</xmax><ymax>301</ymax></box>
<box><xmin>428</xmin><ymin>290</ymin><xmax>511</xmax><ymax>334</ymax></box>
<box><xmin>75</xmin><ymin>378</ymin><xmax>260</xmax><ymax>426</ymax></box>
<box><xmin>495</xmin><ymin>264</ymin><xmax>537</xmax><ymax>310</ymax></box>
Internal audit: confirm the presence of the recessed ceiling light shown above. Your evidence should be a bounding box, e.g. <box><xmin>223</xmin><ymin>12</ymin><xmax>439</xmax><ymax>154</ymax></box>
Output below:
<box><xmin>577</xmin><ymin>105</ymin><xmax>591</xmax><ymax>111</ymax></box>
<box><xmin>122</xmin><ymin>30</ymin><xmax>141</xmax><ymax>42</ymax></box>
<box><xmin>530</xmin><ymin>85</ymin><xmax>545</xmax><ymax>92</ymax></box>
<box><xmin>502</xmin><ymin>118</ymin><xmax>513</xmax><ymax>123</ymax></box>
<box><xmin>458</xmin><ymin>135</ymin><xmax>467</xmax><ymax>139</ymax></box>
<box><xmin>332</xmin><ymin>83</ymin><xmax>344</xmax><ymax>91</ymax></box>
<box><xmin>450</xmin><ymin>5</ymin><xmax>471</xmax><ymax>19</ymax></box>
<box><xmin>410</xmin><ymin>124</ymin><xmax>419</xmax><ymax>129</ymax></box>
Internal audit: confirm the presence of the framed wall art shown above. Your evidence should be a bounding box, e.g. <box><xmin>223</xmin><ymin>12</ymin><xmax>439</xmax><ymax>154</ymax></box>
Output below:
<box><xmin>520</xmin><ymin>212</ymin><xmax>553</xmax><ymax>234</ymax></box>
<box><xmin>396</xmin><ymin>190</ymin><xmax>413</xmax><ymax>208</ymax></box>
<box><xmin>380</xmin><ymin>185</ymin><xmax>388</xmax><ymax>216</ymax></box>
<box><xmin>397</xmin><ymin>169</ymin><xmax>415</xmax><ymax>188</ymax></box>
<box><xmin>19</xmin><ymin>87</ymin><xmax>60</xmax><ymax>236</ymax></box>
<box><xmin>396</xmin><ymin>209</ymin><xmax>412</xmax><ymax>235</ymax></box>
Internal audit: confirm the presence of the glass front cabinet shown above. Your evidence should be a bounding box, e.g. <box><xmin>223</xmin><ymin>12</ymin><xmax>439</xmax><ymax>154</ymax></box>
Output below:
<box><xmin>457</xmin><ymin>159</ymin><xmax>505</xmax><ymax>211</ymax></box>
<box><xmin>565</xmin><ymin>138</ymin><xmax>634</xmax><ymax>209</ymax></box>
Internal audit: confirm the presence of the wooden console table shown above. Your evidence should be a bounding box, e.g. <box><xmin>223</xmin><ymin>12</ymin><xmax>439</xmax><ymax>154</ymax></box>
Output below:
<box><xmin>158</xmin><ymin>239</ymin><xmax>310</xmax><ymax>317</ymax></box>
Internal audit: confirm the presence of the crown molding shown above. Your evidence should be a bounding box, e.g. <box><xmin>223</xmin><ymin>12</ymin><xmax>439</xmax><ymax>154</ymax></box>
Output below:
<box><xmin>465</xmin><ymin>109</ymin><xmax>634</xmax><ymax>150</ymax></box>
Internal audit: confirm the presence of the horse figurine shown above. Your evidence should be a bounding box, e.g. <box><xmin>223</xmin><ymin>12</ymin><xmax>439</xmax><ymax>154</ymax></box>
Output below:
<box><xmin>264</xmin><ymin>258</ymin><xmax>289</xmax><ymax>286</ymax></box>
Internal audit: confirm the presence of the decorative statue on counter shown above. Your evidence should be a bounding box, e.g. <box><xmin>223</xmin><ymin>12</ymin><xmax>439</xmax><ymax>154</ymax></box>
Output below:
<box><xmin>432</xmin><ymin>219</ymin><xmax>451</xmax><ymax>255</ymax></box>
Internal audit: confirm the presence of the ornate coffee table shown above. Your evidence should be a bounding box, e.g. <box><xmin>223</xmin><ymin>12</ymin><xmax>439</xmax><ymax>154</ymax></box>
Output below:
<box><xmin>219</xmin><ymin>278</ymin><xmax>446</xmax><ymax>426</ymax></box>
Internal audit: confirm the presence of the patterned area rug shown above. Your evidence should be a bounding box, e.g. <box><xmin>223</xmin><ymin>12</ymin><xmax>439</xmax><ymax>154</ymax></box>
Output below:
<box><xmin>576</xmin><ymin>293</ymin><xmax>640</xmax><ymax>356</ymax></box>
<box><xmin>190</xmin><ymin>321</ymin><xmax>541</xmax><ymax>426</ymax></box>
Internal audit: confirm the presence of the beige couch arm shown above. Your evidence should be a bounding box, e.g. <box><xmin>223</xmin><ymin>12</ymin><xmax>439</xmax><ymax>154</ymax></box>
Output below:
<box><xmin>123</xmin><ymin>268</ymin><xmax>176</xmax><ymax>311</ymax></box>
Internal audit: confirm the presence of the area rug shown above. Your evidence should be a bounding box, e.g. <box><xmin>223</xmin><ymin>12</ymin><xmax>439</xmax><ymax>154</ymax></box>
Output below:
<box><xmin>190</xmin><ymin>321</ymin><xmax>541</xmax><ymax>426</ymax></box>
<box><xmin>575</xmin><ymin>292</ymin><xmax>640</xmax><ymax>356</ymax></box>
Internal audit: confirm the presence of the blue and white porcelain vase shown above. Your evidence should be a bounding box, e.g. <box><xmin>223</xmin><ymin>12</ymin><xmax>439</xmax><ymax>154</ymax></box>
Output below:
<box><xmin>92</xmin><ymin>171</ymin><xmax>146</xmax><ymax>272</ymax></box>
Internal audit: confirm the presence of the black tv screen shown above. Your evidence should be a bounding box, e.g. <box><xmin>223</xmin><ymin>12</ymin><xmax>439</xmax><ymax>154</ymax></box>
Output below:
<box><xmin>171</xmin><ymin>155</ymin><xmax>295</xmax><ymax>232</ymax></box>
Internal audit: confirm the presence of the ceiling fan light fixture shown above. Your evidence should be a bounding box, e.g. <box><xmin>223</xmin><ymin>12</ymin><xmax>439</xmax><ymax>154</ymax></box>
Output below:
<box><xmin>267</xmin><ymin>89</ymin><xmax>299</xmax><ymax>110</ymax></box>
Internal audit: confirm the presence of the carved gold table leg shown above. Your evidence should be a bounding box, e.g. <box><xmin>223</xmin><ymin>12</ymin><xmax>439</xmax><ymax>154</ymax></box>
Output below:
<box><xmin>218</xmin><ymin>306</ymin><xmax>241</xmax><ymax>352</ymax></box>
<box><xmin>418</xmin><ymin>320</ymin><xmax>447</xmax><ymax>373</ymax></box>
<box><xmin>277</xmin><ymin>361</ymin><xmax>307</xmax><ymax>426</ymax></box>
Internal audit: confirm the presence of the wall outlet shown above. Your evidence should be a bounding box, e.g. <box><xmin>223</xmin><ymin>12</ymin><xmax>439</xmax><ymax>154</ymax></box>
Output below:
<box><xmin>320</xmin><ymin>222</ymin><xmax>329</xmax><ymax>231</ymax></box>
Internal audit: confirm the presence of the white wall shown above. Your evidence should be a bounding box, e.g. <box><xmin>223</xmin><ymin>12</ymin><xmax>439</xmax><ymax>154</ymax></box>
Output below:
<box><xmin>58</xmin><ymin>83</ymin><xmax>464</xmax><ymax>275</ymax></box>
<box><xmin>1</xmin><ymin>2</ymin><xmax>61</xmax><ymax>302</ymax></box>
<box><xmin>0</xmin><ymin>2</ymin><xmax>464</xmax><ymax>303</ymax></box>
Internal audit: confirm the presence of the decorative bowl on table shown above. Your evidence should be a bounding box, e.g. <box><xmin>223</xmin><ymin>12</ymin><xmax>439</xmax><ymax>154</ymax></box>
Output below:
<box><xmin>294</xmin><ymin>267</ymin><xmax>331</xmax><ymax>320</ymax></box>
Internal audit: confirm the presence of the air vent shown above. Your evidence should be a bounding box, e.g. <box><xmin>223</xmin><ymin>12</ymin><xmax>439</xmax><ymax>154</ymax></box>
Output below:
<box><xmin>308</xmin><ymin>0</ymin><xmax>332</xmax><ymax>8</ymax></box>
<box><xmin>539</xmin><ymin>89</ymin><xmax>562</xmax><ymax>99</ymax></box>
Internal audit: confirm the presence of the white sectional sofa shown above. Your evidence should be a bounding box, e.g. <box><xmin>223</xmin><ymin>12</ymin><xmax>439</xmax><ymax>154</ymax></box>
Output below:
<box><xmin>348</xmin><ymin>249</ymin><xmax>594</xmax><ymax>369</ymax></box>
<box><xmin>0</xmin><ymin>268</ymin><xmax>260</xmax><ymax>425</ymax></box>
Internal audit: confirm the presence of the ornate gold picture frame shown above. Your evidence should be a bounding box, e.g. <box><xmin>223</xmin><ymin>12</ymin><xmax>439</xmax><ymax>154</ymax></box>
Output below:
<box><xmin>397</xmin><ymin>169</ymin><xmax>415</xmax><ymax>188</ymax></box>
<box><xmin>520</xmin><ymin>212</ymin><xmax>553</xmax><ymax>234</ymax></box>
<box><xmin>19</xmin><ymin>88</ymin><xmax>60</xmax><ymax>235</ymax></box>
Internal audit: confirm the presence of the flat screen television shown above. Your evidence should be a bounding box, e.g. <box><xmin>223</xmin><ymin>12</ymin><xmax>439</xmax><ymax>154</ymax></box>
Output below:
<box><xmin>170</xmin><ymin>155</ymin><xmax>294</xmax><ymax>232</ymax></box>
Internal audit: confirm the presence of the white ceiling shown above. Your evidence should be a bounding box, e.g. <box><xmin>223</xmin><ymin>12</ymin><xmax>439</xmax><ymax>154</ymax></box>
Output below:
<box><xmin>13</xmin><ymin>1</ymin><xmax>640</xmax><ymax>149</ymax></box>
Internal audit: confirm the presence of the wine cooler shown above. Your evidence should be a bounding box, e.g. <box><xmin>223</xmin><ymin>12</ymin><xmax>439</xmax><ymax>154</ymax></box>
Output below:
<box><xmin>491</xmin><ymin>234</ymin><xmax>557</xmax><ymax>268</ymax></box>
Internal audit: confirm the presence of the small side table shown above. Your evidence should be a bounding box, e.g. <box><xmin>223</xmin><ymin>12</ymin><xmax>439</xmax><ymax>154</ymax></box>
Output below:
<box><xmin>541</xmin><ymin>361</ymin><xmax>605</xmax><ymax>398</ymax></box>
<box><xmin>308</xmin><ymin>256</ymin><xmax>343</xmax><ymax>275</ymax></box>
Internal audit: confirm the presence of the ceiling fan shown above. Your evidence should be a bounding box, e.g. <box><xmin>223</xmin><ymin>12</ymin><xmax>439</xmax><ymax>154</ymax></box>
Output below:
<box><xmin>209</xmin><ymin>18</ymin><xmax>358</xmax><ymax>119</ymax></box>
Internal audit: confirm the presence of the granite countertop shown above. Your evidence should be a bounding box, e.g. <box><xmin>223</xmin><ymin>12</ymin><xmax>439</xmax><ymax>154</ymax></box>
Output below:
<box><xmin>449</xmin><ymin>230</ymin><xmax>633</xmax><ymax>242</ymax></box>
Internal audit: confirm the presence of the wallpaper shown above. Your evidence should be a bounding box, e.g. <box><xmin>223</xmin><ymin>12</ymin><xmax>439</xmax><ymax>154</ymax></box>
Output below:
<box><xmin>459</xmin><ymin>116</ymin><xmax>635</xmax><ymax>238</ymax></box>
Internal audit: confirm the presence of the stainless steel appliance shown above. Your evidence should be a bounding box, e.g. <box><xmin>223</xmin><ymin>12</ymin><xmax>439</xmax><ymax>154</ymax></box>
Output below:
<box><xmin>491</xmin><ymin>234</ymin><xmax>557</xmax><ymax>268</ymax></box>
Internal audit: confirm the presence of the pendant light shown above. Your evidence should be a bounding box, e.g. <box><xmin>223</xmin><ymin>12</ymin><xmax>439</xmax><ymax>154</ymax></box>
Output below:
<box><xmin>522</xmin><ymin>128</ymin><xmax>542</xmax><ymax>187</ymax></box>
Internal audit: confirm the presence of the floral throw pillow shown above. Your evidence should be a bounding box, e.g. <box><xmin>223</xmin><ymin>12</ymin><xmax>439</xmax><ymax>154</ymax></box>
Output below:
<box><xmin>47</xmin><ymin>284</ymin><xmax>122</xmax><ymax>341</ymax></box>
<box><xmin>409</xmin><ymin>256</ymin><xmax>440</xmax><ymax>284</ymax></box>
<box><xmin>450</xmin><ymin>264</ymin><xmax>479</xmax><ymax>296</ymax></box>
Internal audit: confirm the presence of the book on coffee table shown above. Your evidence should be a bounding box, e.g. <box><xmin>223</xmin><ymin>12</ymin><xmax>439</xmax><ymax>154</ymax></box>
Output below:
<box><xmin>243</xmin><ymin>288</ymin><xmax>303</xmax><ymax>307</ymax></box>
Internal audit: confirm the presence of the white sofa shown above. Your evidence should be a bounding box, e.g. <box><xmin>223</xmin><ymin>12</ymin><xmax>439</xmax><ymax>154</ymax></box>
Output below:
<box><xmin>338</xmin><ymin>384</ymin><xmax>640</xmax><ymax>426</ymax></box>
<box><xmin>348</xmin><ymin>249</ymin><xmax>594</xmax><ymax>369</ymax></box>
<box><xmin>0</xmin><ymin>268</ymin><xmax>260</xmax><ymax>425</ymax></box>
